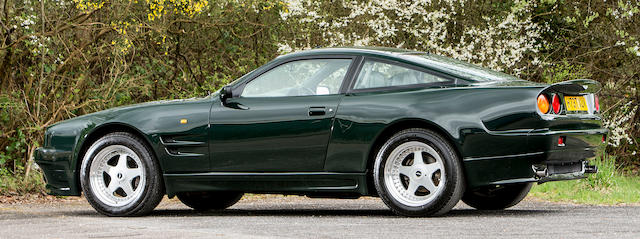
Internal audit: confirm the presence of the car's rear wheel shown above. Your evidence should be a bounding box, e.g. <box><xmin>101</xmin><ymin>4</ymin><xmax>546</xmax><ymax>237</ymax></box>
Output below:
<box><xmin>80</xmin><ymin>132</ymin><xmax>164</xmax><ymax>216</ymax></box>
<box><xmin>177</xmin><ymin>191</ymin><xmax>244</xmax><ymax>211</ymax></box>
<box><xmin>373</xmin><ymin>128</ymin><xmax>465</xmax><ymax>217</ymax></box>
<box><xmin>462</xmin><ymin>183</ymin><xmax>532</xmax><ymax>210</ymax></box>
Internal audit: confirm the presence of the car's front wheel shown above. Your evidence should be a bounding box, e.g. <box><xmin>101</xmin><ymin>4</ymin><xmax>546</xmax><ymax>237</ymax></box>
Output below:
<box><xmin>373</xmin><ymin>128</ymin><xmax>465</xmax><ymax>217</ymax></box>
<box><xmin>80</xmin><ymin>132</ymin><xmax>164</xmax><ymax>216</ymax></box>
<box><xmin>462</xmin><ymin>183</ymin><xmax>532</xmax><ymax>210</ymax></box>
<box><xmin>177</xmin><ymin>191</ymin><xmax>244</xmax><ymax>211</ymax></box>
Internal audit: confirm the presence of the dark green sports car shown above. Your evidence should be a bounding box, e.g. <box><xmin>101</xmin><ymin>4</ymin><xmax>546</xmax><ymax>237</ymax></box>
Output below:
<box><xmin>35</xmin><ymin>47</ymin><xmax>606</xmax><ymax>217</ymax></box>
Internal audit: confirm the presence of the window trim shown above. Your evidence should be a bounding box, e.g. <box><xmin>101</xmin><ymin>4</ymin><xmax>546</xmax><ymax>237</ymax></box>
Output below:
<box><xmin>347</xmin><ymin>57</ymin><xmax>459</xmax><ymax>93</ymax></box>
<box><xmin>235</xmin><ymin>55</ymin><xmax>360</xmax><ymax>98</ymax></box>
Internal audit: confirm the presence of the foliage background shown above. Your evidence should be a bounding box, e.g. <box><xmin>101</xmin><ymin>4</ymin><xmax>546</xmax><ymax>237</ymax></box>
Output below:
<box><xmin>0</xmin><ymin>0</ymin><xmax>638</xmax><ymax>194</ymax></box>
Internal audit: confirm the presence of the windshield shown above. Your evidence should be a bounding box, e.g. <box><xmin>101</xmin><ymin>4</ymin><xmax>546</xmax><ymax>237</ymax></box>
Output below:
<box><xmin>404</xmin><ymin>54</ymin><xmax>521</xmax><ymax>82</ymax></box>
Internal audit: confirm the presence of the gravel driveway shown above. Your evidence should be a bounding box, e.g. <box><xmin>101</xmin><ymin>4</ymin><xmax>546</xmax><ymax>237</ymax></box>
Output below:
<box><xmin>1</xmin><ymin>195</ymin><xmax>639</xmax><ymax>238</ymax></box>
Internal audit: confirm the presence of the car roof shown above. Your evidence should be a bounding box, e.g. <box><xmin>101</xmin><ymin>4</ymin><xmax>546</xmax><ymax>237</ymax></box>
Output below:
<box><xmin>279</xmin><ymin>47</ymin><xmax>522</xmax><ymax>82</ymax></box>
<box><xmin>281</xmin><ymin>46</ymin><xmax>422</xmax><ymax>58</ymax></box>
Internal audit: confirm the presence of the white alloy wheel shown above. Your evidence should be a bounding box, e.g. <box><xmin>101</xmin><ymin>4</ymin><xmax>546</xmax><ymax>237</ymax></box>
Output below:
<box><xmin>383</xmin><ymin>141</ymin><xmax>446</xmax><ymax>207</ymax></box>
<box><xmin>89</xmin><ymin>145</ymin><xmax>146</xmax><ymax>207</ymax></box>
<box><xmin>373</xmin><ymin>128</ymin><xmax>464</xmax><ymax>217</ymax></box>
<box><xmin>80</xmin><ymin>132</ymin><xmax>164</xmax><ymax>216</ymax></box>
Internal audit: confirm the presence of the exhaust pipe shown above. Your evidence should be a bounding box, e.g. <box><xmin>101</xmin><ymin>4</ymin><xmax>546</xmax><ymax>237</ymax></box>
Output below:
<box><xmin>534</xmin><ymin>161</ymin><xmax>597</xmax><ymax>183</ymax></box>
<box><xmin>532</xmin><ymin>165</ymin><xmax>547</xmax><ymax>178</ymax></box>
<box><xmin>584</xmin><ymin>164</ymin><xmax>598</xmax><ymax>174</ymax></box>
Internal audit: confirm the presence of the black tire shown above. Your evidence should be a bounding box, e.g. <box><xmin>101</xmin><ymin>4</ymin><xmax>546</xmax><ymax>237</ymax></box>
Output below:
<box><xmin>80</xmin><ymin>132</ymin><xmax>164</xmax><ymax>216</ymax></box>
<box><xmin>177</xmin><ymin>191</ymin><xmax>244</xmax><ymax>211</ymax></box>
<box><xmin>462</xmin><ymin>183</ymin><xmax>532</xmax><ymax>210</ymax></box>
<box><xmin>373</xmin><ymin>128</ymin><xmax>465</xmax><ymax>217</ymax></box>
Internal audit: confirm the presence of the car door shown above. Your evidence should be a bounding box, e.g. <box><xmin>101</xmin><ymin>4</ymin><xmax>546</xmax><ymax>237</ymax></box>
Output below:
<box><xmin>209</xmin><ymin>57</ymin><xmax>357</xmax><ymax>172</ymax></box>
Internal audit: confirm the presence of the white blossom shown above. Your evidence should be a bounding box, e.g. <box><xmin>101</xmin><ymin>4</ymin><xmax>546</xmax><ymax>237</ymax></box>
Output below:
<box><xmin>280</xmin><ymin>0</ymin><xmax>545</xmax><ymax>76</ymax></box>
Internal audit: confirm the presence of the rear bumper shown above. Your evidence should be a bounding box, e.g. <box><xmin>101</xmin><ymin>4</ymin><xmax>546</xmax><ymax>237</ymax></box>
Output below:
<box><xmin>463</xmin><ymin>127</ymin><xmax>607</xmax><ymax>188</ymax></box>
<box><xmin>528</xmin><ymin>127</ymin><xmax>605</xmax><ymax>183</ymax></box>
<box><xmin>34</xmin><ymin>147</ymin><xmax>80</xmax><ymax>196</ymax></box>
<box><xmin>528</xmin><ymin>127</ymin><xmax>607</xmax><ymax>162</ymax></box>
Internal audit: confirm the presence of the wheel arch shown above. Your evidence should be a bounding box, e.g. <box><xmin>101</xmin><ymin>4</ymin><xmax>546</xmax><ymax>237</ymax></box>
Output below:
<box><xmin>364</xmin><ymin>118</ymin><xmax>464</xmax><ymax>195</ymax></box>
<box><xmin>74</xmin><ymin>122</ymin><xmax>162</xmax><ymax>194</ymax></box>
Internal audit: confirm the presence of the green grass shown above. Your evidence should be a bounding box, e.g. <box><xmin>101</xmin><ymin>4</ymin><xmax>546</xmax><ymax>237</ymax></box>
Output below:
<box><xmin>0</xmin><ymin>171</ymin><xmax>46</xmax><ymax>196</ymax></box>
<box><xmin>530</xmin><ymin>154</ymin><xmax>640</xmax><ymax>205</ymax></box>
<box><xmin>531</xmin><ymin>175</ymin><xmax>640</xmax><ymax>205</ymax></box>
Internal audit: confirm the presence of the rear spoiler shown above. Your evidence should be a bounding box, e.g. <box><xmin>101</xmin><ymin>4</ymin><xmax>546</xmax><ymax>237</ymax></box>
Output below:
<box><xmin>544</xmin><ymin>79</ymin><xmax>601</xmax><ymax>95</ymax></box>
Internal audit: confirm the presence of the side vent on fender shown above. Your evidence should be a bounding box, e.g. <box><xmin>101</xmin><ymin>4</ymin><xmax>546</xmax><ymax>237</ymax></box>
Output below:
<box><xmin>160</xmin><ymin>135</ymin><xmax>206</xmax><ymax>157</ymax></box>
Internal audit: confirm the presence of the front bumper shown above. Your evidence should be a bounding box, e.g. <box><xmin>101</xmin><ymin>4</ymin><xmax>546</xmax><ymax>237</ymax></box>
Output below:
<box><xmin>34</xmin><ymin>147</ymin><xmax>80</xmax><ymax>196</ymax></box>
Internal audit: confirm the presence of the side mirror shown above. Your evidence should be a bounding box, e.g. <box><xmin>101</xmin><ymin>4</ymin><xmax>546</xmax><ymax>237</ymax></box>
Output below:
<box><xmin>219</xmin><ymin>86</ymin><xmax>248</xmax><ymax>110</ymax></box>
<box><xmin>220</xmin><ymin>86</ymin><xmax>233</xmax><ymax>103</ymax></box>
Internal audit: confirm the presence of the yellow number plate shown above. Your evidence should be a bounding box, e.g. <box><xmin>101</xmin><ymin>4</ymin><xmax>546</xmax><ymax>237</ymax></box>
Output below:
<box><xmin>564</xmin><ymin>96</ymin><xmax>588</xmax><ymax>112</ymax></box>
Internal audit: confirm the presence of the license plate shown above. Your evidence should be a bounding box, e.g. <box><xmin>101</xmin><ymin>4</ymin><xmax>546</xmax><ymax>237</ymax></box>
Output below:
<box><xmin>564</xmin><ymin>96</ymin><xmax>588</xmax><ymax>112</ymax></box>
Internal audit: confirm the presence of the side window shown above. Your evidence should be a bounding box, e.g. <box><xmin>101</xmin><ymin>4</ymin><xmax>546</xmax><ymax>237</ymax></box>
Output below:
<box><xmin>354</xmin><ymin>60</ymin><xmax>449</xmax><ymax>89</ymax></box>
<box><xmin>241</xmin><ymin>59</ymin><xmax>352</xmax><ymax>97</ymax></box>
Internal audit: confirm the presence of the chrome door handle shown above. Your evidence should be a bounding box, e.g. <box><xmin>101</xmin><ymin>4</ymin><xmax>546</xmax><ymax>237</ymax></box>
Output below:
<box><xmin>308</xmin><ymin>107</ymin><xmax>326</xmax><ymax>116</ymax></box>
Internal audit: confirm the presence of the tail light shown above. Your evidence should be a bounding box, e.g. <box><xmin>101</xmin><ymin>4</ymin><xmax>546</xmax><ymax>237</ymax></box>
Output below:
<box><xmin>537</xmin><ymin>94</ymin><xmax>550</xmax><ymax>114</ymax></box>
<box><xmin>595</xmin><ymin>95</ymin><xmax>600</xmax><ymax>112</ymax></box>
<box><xmin>558</xmin><ymin>136</ymin><xmax>566</xmax><ymax>146</ymax></box>
<box><xmin>552</xmin><ymin>94</ymin><xmax>561</xmax><ymax>114</ymax></box>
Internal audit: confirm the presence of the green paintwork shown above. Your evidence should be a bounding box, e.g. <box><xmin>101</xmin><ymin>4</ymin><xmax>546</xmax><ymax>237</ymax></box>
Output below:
<box><xmin>34</xmin><ymin>47</ymin><xmax>607</xmax><ymax>197</ymax></box>
<box><xmin>210</xmin><ymin>95</ymin><xmax>343</xmax><ymax>172</ymax></box>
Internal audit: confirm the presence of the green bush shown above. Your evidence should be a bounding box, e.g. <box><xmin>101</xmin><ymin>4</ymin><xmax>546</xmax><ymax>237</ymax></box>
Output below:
<box><xmin>0</xmin><ymin>169</ymin><xmax>45</xmax><ymax>195</ymax></box>
<box><xmin>542</xmin><ymin>61</ymin><xmax>591</xmax><ymax>84</ymax></box>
